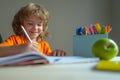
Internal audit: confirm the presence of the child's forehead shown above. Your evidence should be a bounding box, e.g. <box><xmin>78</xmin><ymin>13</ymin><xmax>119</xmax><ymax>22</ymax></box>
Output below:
<box><xmin>25</xmin><ymin>15</ymin><xmax>43</xmax><ymax>22</ymax></box>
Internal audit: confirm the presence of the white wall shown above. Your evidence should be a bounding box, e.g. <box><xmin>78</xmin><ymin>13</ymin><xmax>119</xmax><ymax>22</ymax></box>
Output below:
<box><xmin>0</xmin><ymin>0</ymin><xmax>119</xmax><ymax>55</ymax></box>
<box><xmin>111</xmin><ymin>0</ymin><xmax>120</xmax><ymax>54</ymax></box>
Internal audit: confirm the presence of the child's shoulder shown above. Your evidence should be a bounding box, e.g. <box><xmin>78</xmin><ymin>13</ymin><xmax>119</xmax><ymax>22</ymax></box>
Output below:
<box><xmin>7</xmin><ymin>35</ymin><xmax>27</xmax><ymax>42</ymax></box>
<box><xmin>38</xmin><ymin>40</ymin><xmax>50</xmax><ymax>46</ymax></box>
<box><xmin>38</xmin><ymin>40</ymin><xmax>48</xmax><ymax>44</ymax></box>
<box><xmin>8</xmin><ymin>35</ymin><xmax>22</xmax><ymax>39</ymax></box>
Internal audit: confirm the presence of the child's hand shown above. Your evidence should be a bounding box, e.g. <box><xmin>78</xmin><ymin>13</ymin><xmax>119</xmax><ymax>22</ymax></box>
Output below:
<box><xmin>20</xmin><ymin>42</ymin><xmax>39</xmax><ymax>52</ymax></box>
<box><xmin>50</xmin><ymin>49</ymin><xmax>66</xmax><ymax>56</ymax></box>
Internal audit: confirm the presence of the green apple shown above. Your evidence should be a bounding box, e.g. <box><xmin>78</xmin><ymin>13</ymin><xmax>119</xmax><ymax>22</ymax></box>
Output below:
<box><xmin>92</xmin><ymin>38</ymin><xmax>119</xmax><ymax>60</ymax></box>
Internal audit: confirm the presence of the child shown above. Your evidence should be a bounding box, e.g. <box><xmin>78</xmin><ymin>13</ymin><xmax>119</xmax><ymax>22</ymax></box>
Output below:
<box><xmin>0</xmin><ymin>2</ymin><xmax>66</xmax><ymax>57</ymax></box>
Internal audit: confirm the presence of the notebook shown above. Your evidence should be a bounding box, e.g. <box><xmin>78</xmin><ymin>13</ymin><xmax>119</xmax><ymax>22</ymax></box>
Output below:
<box><xmin>0</xmin><ymin>52</ymin><xmax>99</xmax><ymax>66</ymax></box>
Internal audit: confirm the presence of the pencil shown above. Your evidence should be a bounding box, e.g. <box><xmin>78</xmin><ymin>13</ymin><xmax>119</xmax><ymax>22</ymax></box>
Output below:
<box><xmin>20</xmin><ymin>25</ymin><xmax>32</xmax><ymax>43</ymax></box>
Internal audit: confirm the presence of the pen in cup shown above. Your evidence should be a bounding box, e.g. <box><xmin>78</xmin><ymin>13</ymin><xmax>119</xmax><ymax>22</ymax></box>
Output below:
<box><xmin>20</xmin><ymin>25</ymin><xmax>32</xmax><ymax>43</ymax></box>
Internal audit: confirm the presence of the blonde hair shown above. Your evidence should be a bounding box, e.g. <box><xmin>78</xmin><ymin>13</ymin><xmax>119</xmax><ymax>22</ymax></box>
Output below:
<box><xmin>12</xmin><ymin>2</ymin><xmax>49</xmax><ymax>41</ymax></box>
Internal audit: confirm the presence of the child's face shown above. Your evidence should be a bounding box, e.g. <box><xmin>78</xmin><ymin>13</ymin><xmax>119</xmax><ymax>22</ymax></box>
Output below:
<box><xmin>23</xmin><ymin>15</ymin><xmax>43</xmax><ymax>40</ymax></box>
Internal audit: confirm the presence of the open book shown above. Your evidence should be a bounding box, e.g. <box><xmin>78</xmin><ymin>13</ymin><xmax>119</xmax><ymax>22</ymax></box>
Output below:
<box><xmin>0</xmin><ymin>52</ymin><xmax>99</xmax><ymax>66</ymax></box>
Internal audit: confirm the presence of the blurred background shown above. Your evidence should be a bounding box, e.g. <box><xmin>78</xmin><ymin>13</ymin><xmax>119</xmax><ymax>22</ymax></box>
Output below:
<box><xmin>0</xmin><ymin>0</ymin><xmax>119</xmax><ymax>55</ymax></box>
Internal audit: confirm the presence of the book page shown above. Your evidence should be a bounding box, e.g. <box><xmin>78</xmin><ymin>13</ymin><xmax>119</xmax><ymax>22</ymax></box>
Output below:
<box><xmin>0</xmin><ymin>52</ymin><xmax>47</xmax><ymax>65</ymax></box>
<box><xmin>46</xmin><ymin>56</ymin><xmax>99</xmax><ymax>64</ymax></box>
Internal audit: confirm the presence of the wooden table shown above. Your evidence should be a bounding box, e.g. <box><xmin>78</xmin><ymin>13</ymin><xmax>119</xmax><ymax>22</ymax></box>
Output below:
<box><xmin>0</xmin><ymin>62</ymin><xmax>119</xmax><ymax>80</ymax></box>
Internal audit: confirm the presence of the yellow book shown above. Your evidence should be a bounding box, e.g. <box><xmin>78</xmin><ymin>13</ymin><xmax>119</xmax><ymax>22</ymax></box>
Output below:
<box><xmin>96</xmin><ymin>56</ymin><xmax>120</xmax><ymax>71</ymax></box>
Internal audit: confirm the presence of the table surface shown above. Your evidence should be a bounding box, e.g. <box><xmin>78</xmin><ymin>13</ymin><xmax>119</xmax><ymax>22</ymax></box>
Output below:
<box><xmin>0</xmin><ymin>62</ymin><xmax>119</xmax><ymax>80</ymax></box>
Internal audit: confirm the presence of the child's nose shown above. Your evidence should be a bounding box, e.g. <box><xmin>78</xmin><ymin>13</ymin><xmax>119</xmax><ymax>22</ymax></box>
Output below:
<box><xmin>32</xmin><ymin>25</ymin><xmax>38</xmax><ymax>29</ymax></box>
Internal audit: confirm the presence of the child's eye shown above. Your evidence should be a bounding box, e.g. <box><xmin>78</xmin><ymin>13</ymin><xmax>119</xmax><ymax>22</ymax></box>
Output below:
<box><xmin>28</xmin><ymin>23</ymin><xmax>33</xmax><ymax>26</ymax></box>
<box><xmin>37</xmin><ymin>24</ymin><xmax>42</xmax><ymax>27</ymax></box>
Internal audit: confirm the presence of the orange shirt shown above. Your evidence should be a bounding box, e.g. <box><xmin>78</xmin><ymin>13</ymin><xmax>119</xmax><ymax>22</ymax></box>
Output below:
<box><xmin>0</xmin><ymin>35</ymin><xmax>52</xmax><ymax>56</ymax></box>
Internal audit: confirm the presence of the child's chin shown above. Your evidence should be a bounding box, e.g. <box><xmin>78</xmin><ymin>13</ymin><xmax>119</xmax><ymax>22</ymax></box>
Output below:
<box><xmin>31</xmin><ymin>36</ymin><xmax>38</xmax><ymax>39</ymax></box>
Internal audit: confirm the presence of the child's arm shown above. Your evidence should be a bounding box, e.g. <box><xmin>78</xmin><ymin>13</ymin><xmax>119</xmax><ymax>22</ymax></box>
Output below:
<box><xmin>0</xmin><ymin>42</ymin><xmax>39</xmax><ymax>57</ymax></box>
